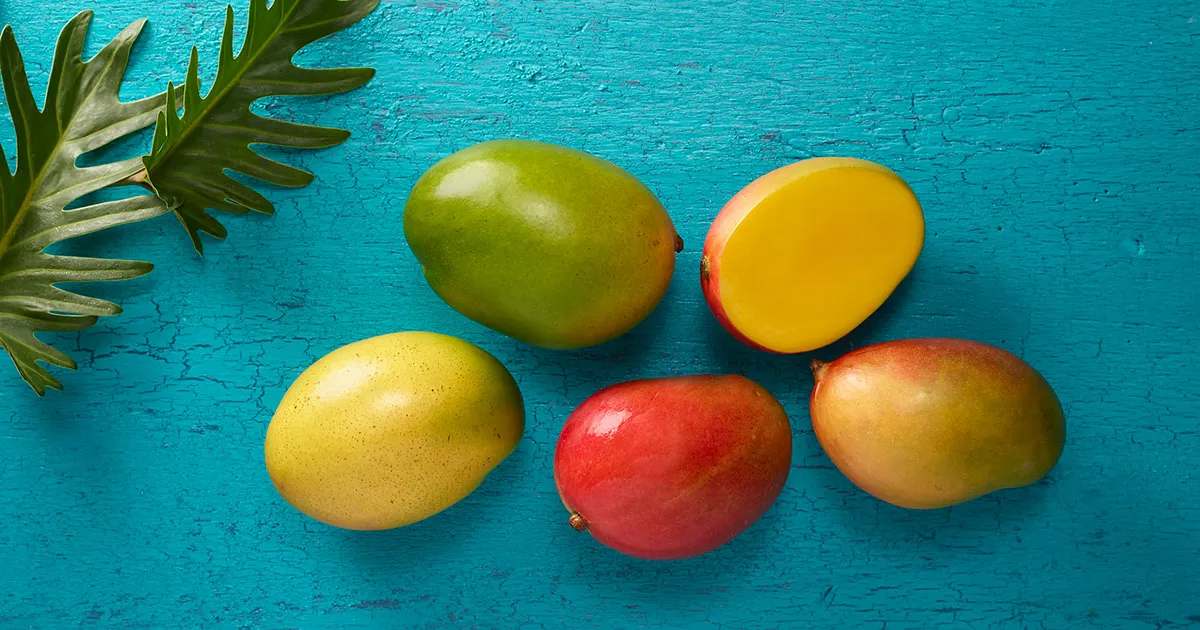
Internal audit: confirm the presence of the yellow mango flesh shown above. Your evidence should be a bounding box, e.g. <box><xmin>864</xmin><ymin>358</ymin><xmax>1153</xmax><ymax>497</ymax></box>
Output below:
<box><xmin>265</xmin><ymin>332</ymin><xmax>524</xmax><ymax>530</ymax></box>
<box><xmin>717</xmin><ymin>158</ymin><xmax>924</xmax><ymax>353</ymax></box>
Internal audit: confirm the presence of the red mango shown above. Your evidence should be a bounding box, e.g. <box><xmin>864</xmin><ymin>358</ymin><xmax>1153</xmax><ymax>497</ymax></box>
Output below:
<box><xmin>554</xmin><ymin>375</ymin><xmax>792</xmax><ymax>560</ymax></box>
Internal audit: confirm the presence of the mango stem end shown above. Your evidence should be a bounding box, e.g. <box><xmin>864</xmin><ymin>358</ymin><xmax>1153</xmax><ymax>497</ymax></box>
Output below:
<box><xmin>811</xmin><ymin>360</ymin><xmax>830</xmax><ymax>383</ymax></box>
<box><xmin>568</xmin><ymin>512</ymin><xmax>589</xmax><ymax>532</ymax></box>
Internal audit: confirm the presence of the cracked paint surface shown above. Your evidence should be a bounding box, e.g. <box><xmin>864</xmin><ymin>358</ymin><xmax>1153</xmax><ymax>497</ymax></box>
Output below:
<box><xmin>1</xmin><ymin>0</ymin><xmax>1198</xmax><ymax>627</ymax></box>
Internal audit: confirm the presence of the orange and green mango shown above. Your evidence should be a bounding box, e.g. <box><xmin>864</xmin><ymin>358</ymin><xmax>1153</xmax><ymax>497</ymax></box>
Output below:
<box><xmin>810</xmin><ymin>338</ymin><xmax>1065</xmax><ymax>509</ymax></box>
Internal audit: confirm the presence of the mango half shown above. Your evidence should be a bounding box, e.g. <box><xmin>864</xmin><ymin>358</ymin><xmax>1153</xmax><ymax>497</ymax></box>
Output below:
<box><xmin>702</xmin><ymin>158</ymin><xmax>924</xmax><ymax>353</ymax></box>
<box><xmin>404</xmin><ymin>140</ymin><xmax>680</xmax><ymax>349</ymax></box>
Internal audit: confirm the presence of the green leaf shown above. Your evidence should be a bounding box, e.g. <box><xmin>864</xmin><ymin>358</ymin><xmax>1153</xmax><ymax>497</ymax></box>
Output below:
<box><xmin>0</xmin><ymin>11</ymin><xmax>171</xmax><ymax>395</ymax></box>
<box><xmin>143</xmin><ymin>0</ymin><xmax>379</xmax><ymax>252</ymax></box>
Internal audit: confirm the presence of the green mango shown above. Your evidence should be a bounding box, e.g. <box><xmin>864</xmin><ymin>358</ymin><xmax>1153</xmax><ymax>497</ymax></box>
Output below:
<box><xmin>404</xmin><ymin>140</ymin><xmax>681</xmax><ymax>349</ymax></box>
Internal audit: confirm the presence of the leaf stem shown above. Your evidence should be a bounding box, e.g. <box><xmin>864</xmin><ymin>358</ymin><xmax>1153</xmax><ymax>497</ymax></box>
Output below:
<box><xmin>115</xmin><ymin>166</ymin><xmax>155</xmax><ymax>192</ymax></box>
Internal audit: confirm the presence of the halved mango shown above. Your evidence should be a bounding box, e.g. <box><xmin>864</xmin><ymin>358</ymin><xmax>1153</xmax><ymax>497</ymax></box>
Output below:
<box><xmin>701</xmin><ymin>158</ymin><xmax>924</xmax><ymax>354</ymax></box>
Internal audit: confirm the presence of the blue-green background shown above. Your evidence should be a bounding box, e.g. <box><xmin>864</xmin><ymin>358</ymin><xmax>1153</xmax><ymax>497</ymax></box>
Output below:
<box><xmin>2</xmin><ymin>1</ymin><xmax>1197</xmax><ymax>627</ymax></box>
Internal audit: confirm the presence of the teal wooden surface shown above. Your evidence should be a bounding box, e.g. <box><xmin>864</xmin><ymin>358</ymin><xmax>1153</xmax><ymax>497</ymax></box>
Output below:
<box><xmin>1</xmin><ymin>0</ymin><xmax>1197</xmax><ymax>627</ymax></box>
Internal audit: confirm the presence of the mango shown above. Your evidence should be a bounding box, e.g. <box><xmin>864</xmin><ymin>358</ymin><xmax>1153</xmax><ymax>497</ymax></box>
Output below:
<box><xmin>265</xmin><ymin>332</ymin><xmax>525</xmax><ymax>530</ymax></box>
<box><xmin>555</xmin><ymin>375</ymin><xmax>792</xmax><ymax>559</ymax></box>
<box><xmin>404</xmin><ymin>140</ymin><xmax>680</xmax><ymax>349</ymax></box>
<box><xmin>702</xmin><ymin>158</ymin><xmax>924</xmax><ymax>353</ymax></box>
<box><xmin>809</xmin><ymin>338</ymin><xmax>1065</xmax><ymax>509</ymax></box>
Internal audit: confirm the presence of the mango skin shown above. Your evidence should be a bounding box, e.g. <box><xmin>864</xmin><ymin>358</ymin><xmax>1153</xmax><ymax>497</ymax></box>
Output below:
<box><xmin>810</xmin><ymin>338</ymin><xmax>1065</xmax><ymax>509</ymax></box>
<box><xmin>555</xmin><ymin>375</ymin><xmax>792</xmax><ymax>560</ymax></box>
<box><xmin>404</xmin><ymin>140</ymin><xmax>679</xmax><ymax>349</ymax></box>
<box><xmin>265</xmin><ymin>332</ymin><xmax>525</xmax><ymax>530</ymax></box>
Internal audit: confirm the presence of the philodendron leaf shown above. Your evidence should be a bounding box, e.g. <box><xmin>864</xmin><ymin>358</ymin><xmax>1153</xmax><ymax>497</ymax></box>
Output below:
<box><xmin>143</xmin><ymin>0</ymin><xmax>380</xmax><ymax>252</ymax></box>
<box><xmin>0</xmin><ymin>11</ymin><xmax>170</xmax><ymax>395</ymax></box>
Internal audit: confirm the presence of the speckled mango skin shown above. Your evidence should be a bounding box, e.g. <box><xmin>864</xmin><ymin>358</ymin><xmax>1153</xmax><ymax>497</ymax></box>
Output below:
<box><xmin>810</xmin><ymin>339</ymin><xmax>1065</xmax><ymax>509</ymax></box>
<box><xmin>404</xmin><ymin>140</ymin><xmax>680</xmax><ymax>349</ymax></box>
<box><xmin>265</xmin><ymin>332</ymin><xmax>525</xmax><ymax>530</ymax></box>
